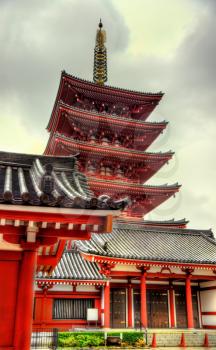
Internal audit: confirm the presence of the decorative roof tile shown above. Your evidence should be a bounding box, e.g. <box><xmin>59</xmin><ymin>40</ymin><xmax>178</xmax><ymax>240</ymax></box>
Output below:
<box><xmin>0</xmin><ymin>151</ymin><xmax>129</xmax><ymax>210</ymax></box>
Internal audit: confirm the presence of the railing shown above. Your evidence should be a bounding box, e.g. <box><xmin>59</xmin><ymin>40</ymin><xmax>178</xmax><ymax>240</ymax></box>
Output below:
<box><xmin>31</xmin><ymin>328</ymin><xmax>58</xmax><ymax>349</ymax></box>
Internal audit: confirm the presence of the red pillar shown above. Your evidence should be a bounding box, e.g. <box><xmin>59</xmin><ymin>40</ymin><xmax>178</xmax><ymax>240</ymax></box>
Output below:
<box><xmin>104</xmin><ymin>281</ymin><xmax>110</xmax><ymax>328</ymax></box>
<box><xmin>185</xmin><ymin>274</ymin><xmax>194</xmax><ymax>329</ymax></box>
<box><xmin>128</xmin><ymin>284</ymin><xmax>133</xmax><ymax>328</ymax></box>
<box><xmin>140</xmin><ymin>270</ymin><xmax>147</xmax><ymax>328</ymax></box>
<box><xmin>14</xmin><ymin>247</ymin><xmax>37</xmax><ymax>350</ymax></box>
<box><xmin>169</xmin><ymin>285</ymin><xmax>176</xmax><ymax>328</ymax></box>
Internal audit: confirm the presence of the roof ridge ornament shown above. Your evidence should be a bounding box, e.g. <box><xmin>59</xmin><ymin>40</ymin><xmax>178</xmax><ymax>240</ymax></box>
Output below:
<box><xmin>93</xmin><ymin>19</ymin><xmax>107</xmax><ymax>85</ymax></box>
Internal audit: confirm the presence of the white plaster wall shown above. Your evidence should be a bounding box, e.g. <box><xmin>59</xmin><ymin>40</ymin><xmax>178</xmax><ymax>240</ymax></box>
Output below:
<box><xmin>200</xmin><ymin>290</ymin><xmax>216</xmax><ymax>312</ymax></box>
<box><xmin>76</xmin><ymin>285</ymin><xmax>97</xmax><ymax>292</ymax></box>
<box><xmin>112</xmin><ymin>264</ymin><xmax>138</xmax><ymax>272</ymax></box>
<box><xmin>193</xmin><ymin>269</ymin><xmax>215</xmax><ymax>276</ymax></box>
<box><xmin>51</xmin><ymin>284</ymin><xmax>73</xmax><ymax>292</ymax></box>
<box><xmin>202</xmin><ymin>315</ymin><xmax>216</xmax><ymax>326</ymax></box>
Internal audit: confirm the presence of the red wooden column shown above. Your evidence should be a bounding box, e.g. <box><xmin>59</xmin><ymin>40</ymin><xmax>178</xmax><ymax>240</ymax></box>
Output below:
<box><xmin>140</xmin><ymin>269</ymin><xmax>148</xmax><ymax>328</ymax></box>
<box><xmin>185</xmin><ymin>273</ymin><xmax>194</xmax><ymax>329</ymax></box>
<box><xmin>104</xmin><ymin>281</ymin><xmax>110</xmax><ymax>328</ymax></box>
<box><xmin>128</xmin><ymin>282</ymin><xmax>133</xmax><ymax>328</ymax></box>
<box><xmin>14</xmin><ymin>244</ymin><xmax>38</xmax><ymax>350</ymax></box>
<box><xmin>169</xmin><ymin>283</ymin><xmax>176</xmax><ymax>328</ymax></box>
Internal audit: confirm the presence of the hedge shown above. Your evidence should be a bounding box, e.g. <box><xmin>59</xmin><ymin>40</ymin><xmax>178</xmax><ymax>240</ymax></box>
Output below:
<box><xmin>58</xmin><ymin>331</ymin><xmax>144</xmax><ymax>347</ymax></box>
<box><xmin>58</xmin><ymin>332</ymin><xmax>105</xmax><ymax>347</ymax></box>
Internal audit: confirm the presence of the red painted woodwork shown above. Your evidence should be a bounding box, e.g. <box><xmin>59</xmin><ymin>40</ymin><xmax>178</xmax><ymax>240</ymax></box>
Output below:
<box><xmin>185</xmin><ymin>275</ymin><xmax>194</xmax><ymax>328</ymax></box>
<box><xmin>82</xmin><ymin>252</ymin><xmax>216</xmax><ymax>272</ymax></box>
<box><xmin>104</xmin><ymin>282</ymin><xmax>110</xmax><ymax>328</ymax></box>
<box><xmin>0</xmin><ymin>255</ymin><xmax>20</xmax><ymax>348</ymax></box>
<box><xmin>0</xmin><ymin>209</ymin><xmax>107</xmax><ymax>227</ymax></box>
<box><xmin>140</xmin><ymin>271</ymin><xmax>147</xmax><ymax>328</ymax></box>
<box><xmin>14</xmin><ymin>248</ymin><xmax>37</xmax><ymax>350</ymax></box>
<box><xmin>95</xmin><ymin>297</ymin><xmax>102</xmax><ymax>325</ymax></box>
<box><xmin>169</xmin><ymin>286</ymin><xmax>176</xmax><ymax>328</ymax></box>
<box><xmin>128</xmin><ymin>285</ymin><xmax>133</xmax><ymax>327</ymax></box>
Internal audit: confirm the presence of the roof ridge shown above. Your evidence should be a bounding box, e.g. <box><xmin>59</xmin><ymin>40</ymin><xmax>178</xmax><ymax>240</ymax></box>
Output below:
<box><xmin>62</xmin><ymin>70</ymin><xmax>164</xmax><ymax>98</ymax></box>
<box><xmin>112</xmin><ymin>223</ymin><xmax>213</xmax><ymax>236</ymax></box>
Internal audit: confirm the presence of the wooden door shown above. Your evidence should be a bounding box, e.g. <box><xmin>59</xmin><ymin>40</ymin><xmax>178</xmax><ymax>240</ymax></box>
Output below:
<box><xmin>110</xmin><ymin>288</ymin><xmax>126</xmax><ymax>328</ymax></box>
<box><xmin>133</xmin><ymin>289</ymin><xmax>169</xmax><ymax>328</ymax></box>
<box><xmin>147</xmin><ymin>290</ymin><xmax>169</xmax><ymax>328</ymax></box>
<box><xmin>175</xmin><ymin>289</ymin><xmax>200</xmax><ymax>328</ymax></box>
<box><xmin>133</xmin><ymin>289</ymin><xmax>141</xmax><ymax>328</ymax></box>
<box><xmin>175</xmin><ymin>290</ymin><xmax>187</xmax><ymax>328</ymax></box>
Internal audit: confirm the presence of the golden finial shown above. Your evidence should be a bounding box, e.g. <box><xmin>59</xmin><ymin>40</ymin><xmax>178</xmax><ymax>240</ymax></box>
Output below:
<box><xmin>93</xmin><ymin>19</ymin><xmax>107</xmax><ymax>85</ymax></box>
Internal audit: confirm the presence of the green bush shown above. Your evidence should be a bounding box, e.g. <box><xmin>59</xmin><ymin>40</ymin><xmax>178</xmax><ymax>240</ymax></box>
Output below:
<box><xmin>107</xmin><ymin>332</ymin><xmax>121</xmax><ymax>337</ymax></box>
<box><xmin>58</xmin><ymin>332</ymin><xmax>105</xmax><ymax>347</ymax></box>
<box><xmin>122</xmin><ymin>332</ymin><xmax>144</xmax><ymax>345</ymax></box>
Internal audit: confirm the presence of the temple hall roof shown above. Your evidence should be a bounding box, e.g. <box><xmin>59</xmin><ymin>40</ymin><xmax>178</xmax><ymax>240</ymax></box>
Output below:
<box><xmin>0</xmin><ymin>151</ymin><xmax>128</xmax><ymax>210</ymax></box>
<box><xmin>76</xmin><ymin>223</ymin><xmax>216</xmax><ymax>265</ymax></box>
<box><xmin>37</xmin><ymin>250</ymin><xmax>105</xmax><ymax>281</ymax></box>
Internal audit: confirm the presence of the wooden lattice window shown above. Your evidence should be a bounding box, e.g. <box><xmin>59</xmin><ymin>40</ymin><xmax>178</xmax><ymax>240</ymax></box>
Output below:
<box><xmin>53</xmin><ymin>298</ymin><xmax>94</xmax><ymax>319</ymax></box>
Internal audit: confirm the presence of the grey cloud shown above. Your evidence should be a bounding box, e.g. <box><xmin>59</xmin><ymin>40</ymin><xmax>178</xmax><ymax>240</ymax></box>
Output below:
<box><xmin>0</xmin><ymin>0</ymin><xmax>216</xmax><ymax>230</ymax></box>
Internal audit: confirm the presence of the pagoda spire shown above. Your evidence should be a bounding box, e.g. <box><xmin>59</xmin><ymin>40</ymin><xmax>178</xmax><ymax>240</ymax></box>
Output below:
<box><xmin>93</xmin><ymin>19</ymin><xmax>107</xmax><ymax>85</ymax></box>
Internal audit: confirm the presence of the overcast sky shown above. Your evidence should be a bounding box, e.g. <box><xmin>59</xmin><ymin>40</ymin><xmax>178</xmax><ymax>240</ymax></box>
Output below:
<box><xmin>0</xmin><ymin>0</ymin><xmax>215</xmax><ymax>231</ymax></box>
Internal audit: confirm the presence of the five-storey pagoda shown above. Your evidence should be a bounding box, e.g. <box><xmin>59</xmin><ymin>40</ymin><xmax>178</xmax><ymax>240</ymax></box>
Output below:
<box><xmin>45</xmin><ymin>21</ymin><xmax>181</xmax><ymax>222</ymax></box>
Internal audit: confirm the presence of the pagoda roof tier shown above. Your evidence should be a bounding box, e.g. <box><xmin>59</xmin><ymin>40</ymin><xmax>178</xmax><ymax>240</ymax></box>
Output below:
<box><xmin>88</xmin><ymin>178</ymin><xmax>180</xmax><ymax>194</ymax></box>
<box><xmin>46</xmin><ymin>102</ymin><xmax>167</xmax><ymax>152</ymax></box>
<box><xmin>0</xmin><ymin>151</ymin><xmax>128</xmax><ymax>210</ymax></box>
<box><xmin>47</xmin><ymin>135</ymin><xmax>173</xmax><ymax>184</ymax></box>
<box><xmin>49</xmin><ymin>133</ymin><xmax>173</xmax><ymax>162</ymax></box>
<box><xmin>77</xmin><ymin>224</ymin><xmax>216</xmax><ymax>267</ymax></box>
<box><xmin>88</xmin><ymin>179</ymin><xmax>180</xmax><ymax>217</ymax></box>
<box><xmin>47</xmin><ymin>71</ymin><xmax>164</xmax><ymax>131</ymax></box>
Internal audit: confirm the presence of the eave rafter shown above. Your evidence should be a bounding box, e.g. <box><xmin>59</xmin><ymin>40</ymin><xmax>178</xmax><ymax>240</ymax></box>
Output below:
<box><xmin>57</xmin><ymin>102</ymin><xmax>168</xmax><ymax>133</ymax></box>
<box><xmin>52</xmin><ymin>133</ymin><xmax>173</xmax><ymax>162</ymax></box>
<box><xmin>81</xmin><ymin>252</ymin><xmax>216</xmax><ymax>272</ymax></box>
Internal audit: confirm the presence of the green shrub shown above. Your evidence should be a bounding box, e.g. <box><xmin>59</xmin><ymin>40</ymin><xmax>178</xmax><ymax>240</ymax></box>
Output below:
<box><xmin>122</xmin><ymin>332</ymin><xmax>144</xmax><ymax>345</ymax></box>
<box><xmin>107</xmin><ymin>332</ymin><xmax>121</xmax><ymax>337</ymax></box>
<box><xmin>58</xmin><ymin>332</ymin><xmax>105</xmax><ymax>347</ymax></box>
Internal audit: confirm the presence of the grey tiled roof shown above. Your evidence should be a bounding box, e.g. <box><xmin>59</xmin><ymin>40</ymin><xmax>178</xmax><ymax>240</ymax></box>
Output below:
<box><xmin>0</xmin><ymin>151</ymin><xmax>129</xmax><ymax>209</ymax></box>
<box><xmin>116</xmin><ymin>218</ymin><xmax>189</xmax><ymax>227</ymax></box>
<box><xmin>76</xmin><ymin>223</ymin><xmax>216</xmax><ymax>265</ymax></box>
<box><xmin>37</xmin><ymin>250</ymin><xmax>105</xmax><ymax>280</ymax></box>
